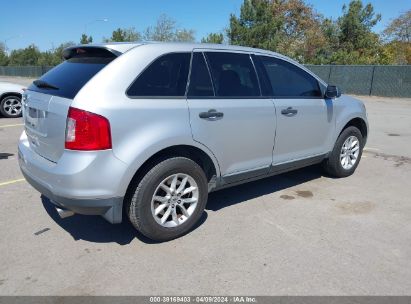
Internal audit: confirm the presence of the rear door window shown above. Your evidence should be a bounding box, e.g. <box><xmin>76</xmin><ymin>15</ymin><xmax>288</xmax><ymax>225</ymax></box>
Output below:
<box><xmin>28</xmin><ymin>47</ymin><xmax>116</xmax><ymax>99</ymax></box>
<box><xmin>251</xmin><ymin>54</ymin><xmax>273</xmax><ymax>97</ymax></box>
<box><xmin>187</xmin><ymin>52</ymin><xmax>214</xmax><ymax>97</ymax></box>
<box><xmin>127</xmin><ymin>53</ymin><xmax>191</xmax><ymax>98</ymax></box>
<box><xmin>258</xmin><ymin>56</ymin><xmax>322</xmax><ymax>98</ymax></box>
<box><xmin>205</xmin><ymin>52</ymin><xmax>260</xmax><ymax>97</ymax></box>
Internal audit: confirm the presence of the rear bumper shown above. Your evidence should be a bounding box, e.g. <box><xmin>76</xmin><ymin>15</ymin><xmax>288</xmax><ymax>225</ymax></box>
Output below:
<box><xmin>21</xmin><ymin>169</ymin><xmax>123</xmax><ymax>223</ymax></box>
<box><xmin>18</xmin><ymin>131</ymin><xmax>127</xmax><ymax>223</ymax></box>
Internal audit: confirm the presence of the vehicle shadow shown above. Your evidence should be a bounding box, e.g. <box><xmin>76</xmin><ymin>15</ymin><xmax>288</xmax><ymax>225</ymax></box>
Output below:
<box><xmin>207</xmin><ymin>165</ymin><xmax>323</xmax><ymax>211</ymax></box>
<box><xmin>0</xmin><ymin>152</ymin><xmax>14</xmax><ymax>159</ymax></box>
<box><xmin>41</xmin><ymin>164</ymin><xmax>322</xmax><ymax>245</ymax></box>
<box><xmin>41</xmin><ymin>195</ymin><xmax>208</xmax><ymax>245</ymax></box>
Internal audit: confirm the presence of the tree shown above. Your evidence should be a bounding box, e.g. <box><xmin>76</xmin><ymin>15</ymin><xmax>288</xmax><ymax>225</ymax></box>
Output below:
<box><xmin>228</xmin><ymin>0</ymin><xmax>283</xmax><ymax>52</ymax></box>
<box><xmin>37</xmin><ymin>51</ymin><xmax>54</xmax><ymax>66</ymax></box>
<box><xmin>174</xmin><ymin>29</ymin><xmax>196</xmax><ymax>42</ymax></box>
<box><xmin>383</xmin><ymin>10</ymin><xmax>410</xmax><ymax>43</ymax></box>
<box><xmin>80</xmin><ymin>34</ymin><xmax>93</xmax><ymax>44</ymax></box>
<box><xmin>144</xmin><ymin>14</ymin><xmax>176</xmax><ymax>41</ymax></box>
<box><xmin>104</xmin><ymin>27</ymin><xmax>141</xmax><ymax>42</ymax></box>
<box><xmin>332</xmin><ymin>0</ymin><xmax>385</xmax><ymax>64</ymax></box>
<box><xmin>52</xmin><ymin>42</ymin><xmax>76</xmax><ymax>64</ymax></box>
<box><xmin>201</xmin><ymin>33</ymin><xmax>224</xmax><ymax>44</ymax></box>
<box><xmin>382</xmin><ymin>10</ymin><xmax>411</xmax><ymax>64</ymax></box>
<box><xmin>0</xmin><ymin>42</ymin><xmax>8</xmax><ymax>66</ymax></box>
<box><xmin>0</xmin><ymin>41</ymin><xmax>75</xmax><ymax>66</ymax></box>
<box><xmin>339</xmin><ymin>1</ymin><xmax>381</xmax><ymax>50</ymax></box>
<box><xmin>312</xmin><ymin>18</ymin><xmax>340</xmax><ymax>64</ymax></box>
<box><xmin>8</xmin><ymin>44</ymin><xmax>41</xmax><ymax>66</ymax></box>
<box><xmin>228</xmin><ymin>0</ymin><xmax>327</xmax><ymax>63</ymax></box>
<box><xmin>227</xmin><ymin>0</ymin><xmax>392</xmax><ymax>64</ymax></box>
<box><xmin>273</xmin><ymin>0</ymin><xmax>327</xmax><ymax>62</ymax></box>
<box><xmin>38</xmin><ymin>42</ymin><xmax>76</xmax><ymax>66</ymax></box>
<box><xmin>144</xmin><ymin>14</ymin><xmax>195</xmax><ymax>42</ymax></box>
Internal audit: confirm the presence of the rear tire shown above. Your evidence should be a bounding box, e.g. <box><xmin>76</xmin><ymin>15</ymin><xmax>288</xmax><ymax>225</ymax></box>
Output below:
<box><xmin>323</xmin><ymin>126</ymin><xmax>364</xmax><ymax>178</ymax></box>
<box><xmin>0</xmin><ymin>95</ymin><xmax>22</xmax><ymax>118</ymax></box>
<box><xmin>126</xmin><ymin>157</ymin><xmax>208</xmax><ymax>242</ymax></box>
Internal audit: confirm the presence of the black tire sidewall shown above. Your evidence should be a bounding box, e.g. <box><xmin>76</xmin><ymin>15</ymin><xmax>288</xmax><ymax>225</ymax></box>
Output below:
<box><xmin>129</xmin><ymin>157</ymin><xmax>208</xmax><ymax>241</ymax></box>
<box><xmin>330</xmin><ymin>126</ymin><xmax>364</xmax><ymax>177</ymax></box>
<box><xmin>0</xmin><ymin>96</ymin><xmax>22</xmax><ymax>118</ymax></box>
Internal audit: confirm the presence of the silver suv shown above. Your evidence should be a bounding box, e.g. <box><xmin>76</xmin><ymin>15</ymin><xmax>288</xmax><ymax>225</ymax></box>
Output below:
<box><xmin>18</xmin><ymin>42</ymin><xmax>368</xmax><ymax>241</ymax></box>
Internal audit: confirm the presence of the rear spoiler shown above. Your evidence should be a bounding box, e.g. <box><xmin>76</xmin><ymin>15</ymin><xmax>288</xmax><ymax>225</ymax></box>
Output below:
<box><xmin>62</xmin><ymin>46</ymin><xmax>121</xmax><ymax>60</ymax></box>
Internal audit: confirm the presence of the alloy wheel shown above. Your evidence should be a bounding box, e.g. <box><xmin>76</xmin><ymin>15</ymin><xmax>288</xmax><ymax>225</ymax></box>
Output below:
<box><xmin>340</xmin><ymin>135</ymin><xmax>360</xmax><ymax>170</ymax></box>
<box><xmin>3</xmin><ymin>97</ymin><xmax>22</xmax><ymax>117</ymax></box>
<box><xmin>151</xmin><ymin>173</ymin><xmax>199</xmax><ymax>228</ymax></box>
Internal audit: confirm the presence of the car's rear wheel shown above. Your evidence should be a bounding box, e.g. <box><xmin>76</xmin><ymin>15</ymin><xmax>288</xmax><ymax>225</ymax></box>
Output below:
<box><xmin>126</xmin><ymin>157</ymin><xmax>208</xmax><ymax>242</ymax></box>
<box><xmin>323</xmin><ymin>126</ymin><xmax>364</xmax><ymax>177</ymax></box>
<box><xmin>0</xmin><ymin>95</ymin><xmax>22</xmax><ymax>118</ymax></box>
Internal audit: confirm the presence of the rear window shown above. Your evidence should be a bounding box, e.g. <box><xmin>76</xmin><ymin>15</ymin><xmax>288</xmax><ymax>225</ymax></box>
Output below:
<box><xmin>28</xmin><ymin>48</ymin><xmax>116</xmax><ymax>99</ymax></box>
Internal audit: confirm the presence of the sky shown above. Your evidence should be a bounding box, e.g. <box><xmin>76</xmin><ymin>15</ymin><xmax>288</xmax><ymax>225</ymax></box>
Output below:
<box><xmin>1</xmin><ymin>0</ymin><xmax>410</xmax><ymax>51</ymax></box>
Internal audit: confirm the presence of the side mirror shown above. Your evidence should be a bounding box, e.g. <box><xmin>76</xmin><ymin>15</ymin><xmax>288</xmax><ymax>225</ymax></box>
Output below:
<box><xmin>325</xmin><ymin>85</ymin><xmax>341</xmax><ymax>99</ymax></box>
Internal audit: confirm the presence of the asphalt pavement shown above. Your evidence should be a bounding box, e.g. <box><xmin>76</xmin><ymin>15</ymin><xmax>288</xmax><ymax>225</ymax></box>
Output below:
<box><xmin>0</xmin><ymin>93</ymin><xmax>410</xmax><ymax>295</ymax></box>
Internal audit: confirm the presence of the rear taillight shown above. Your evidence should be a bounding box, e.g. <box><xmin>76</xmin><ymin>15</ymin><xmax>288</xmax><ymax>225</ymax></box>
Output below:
<box><xmin>65</xmin><ymin>107</ymin><xmax>112</xmax><ymax>150</ymax></box>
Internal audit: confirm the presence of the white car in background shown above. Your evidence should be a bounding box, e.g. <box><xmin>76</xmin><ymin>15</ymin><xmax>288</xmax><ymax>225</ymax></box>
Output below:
<box><xmin>0</xmin><ymin>82</ymin><xmax>25</xmax><ymax>118</ymax></box>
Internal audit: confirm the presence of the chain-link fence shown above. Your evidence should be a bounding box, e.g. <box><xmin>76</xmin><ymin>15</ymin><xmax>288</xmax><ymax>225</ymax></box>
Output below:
<box><xmin>0</xmin><ymin>64</ymin><xmax>410</xmax><ymax>97</ymax></box>
<box><xmin>305</xmin><ymin>65</ymin><xmax>411</xmax><ymax>97</ymax></box>
<box><xmin>0</xmin><ymin>66</ymin><xmax>53</xmax><ymax>78</ymax></box>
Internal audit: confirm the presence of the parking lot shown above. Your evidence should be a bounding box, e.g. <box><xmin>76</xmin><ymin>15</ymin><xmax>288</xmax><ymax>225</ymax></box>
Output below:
<box><xmin>0</xmin><ymin>88</ymin><xmax>410</xmax><ymax>295</ymax></box>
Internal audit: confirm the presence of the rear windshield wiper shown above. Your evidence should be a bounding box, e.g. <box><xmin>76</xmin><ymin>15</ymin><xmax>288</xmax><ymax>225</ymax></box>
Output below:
<box><xmin>33</xmin><ymin>80</ymin><xmax>59</xmax><ymax>90</ymax></box>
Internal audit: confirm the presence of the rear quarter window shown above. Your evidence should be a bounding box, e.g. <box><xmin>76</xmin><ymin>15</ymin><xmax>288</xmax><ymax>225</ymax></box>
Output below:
<box><xmin>127</xmin><ymin>52</ymin><xmax>191</xmax><ymax>98</ymax></box>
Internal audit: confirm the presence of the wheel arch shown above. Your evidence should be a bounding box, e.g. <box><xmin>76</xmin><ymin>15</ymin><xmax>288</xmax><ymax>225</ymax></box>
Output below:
<box><xmin>0</xmin><ymin>92</ymin><xmax>22</xmax><ymax>101</ymax></box>
<box><xmin>339</xmin><ymin>117</ymin><xmax>368</xmax><ymax>143</ymax></box>
<box><xmin>123</xmin><ymin>144</ymin><xmax>220</xmax><ymax>205</ymax></box>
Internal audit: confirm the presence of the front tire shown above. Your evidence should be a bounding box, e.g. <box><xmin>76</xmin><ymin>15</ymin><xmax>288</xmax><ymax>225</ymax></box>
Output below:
<box><xmin>323</xmin><ymin>126</ymin><xmax>364</xmax><ymax>177</ymax></box>
<box><xmin>126</xmin><ymin>157</ymin><xmax>208</xmax><ymax>242</ymax></box>
<box><xmin>0</xmin><ymin>95</ymin><xmax>22</xmax><ymax>118</ymax></box>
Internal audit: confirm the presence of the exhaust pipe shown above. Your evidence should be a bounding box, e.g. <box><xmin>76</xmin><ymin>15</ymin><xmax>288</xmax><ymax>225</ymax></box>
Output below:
<box><xmin>56</xmin><ymin>207</ymin><xmax>75</xmax><ymax>219</ymax></box>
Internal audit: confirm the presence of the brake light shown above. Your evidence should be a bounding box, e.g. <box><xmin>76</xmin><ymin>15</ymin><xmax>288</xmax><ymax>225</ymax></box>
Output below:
<box><xmin>65</xmin><ymin>107</ymin><xmax>112</xmax><ymax>150</ymax></box>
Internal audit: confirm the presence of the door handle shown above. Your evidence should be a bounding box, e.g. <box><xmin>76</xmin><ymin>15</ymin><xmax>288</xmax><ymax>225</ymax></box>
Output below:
<box><xmin>199</xmin><ymin>109</ymin><xmax>224</xmax><ymax>120</ymax></box>
<box><xmin>281</xmin><ymin>107</ymin><xmax>298</xmax><ymax>116</ymax></box>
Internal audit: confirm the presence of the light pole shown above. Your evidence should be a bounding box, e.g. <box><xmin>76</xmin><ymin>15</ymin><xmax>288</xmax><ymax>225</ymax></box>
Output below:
<box><xmin>3</xmin><ymin>35</ymin><xmax>22</xmax><ymax>55</ymax></box>
<box><xmin>84</xmin><ymin>18</ymin><xmax>108</xmax><ymax>35</ymax></box>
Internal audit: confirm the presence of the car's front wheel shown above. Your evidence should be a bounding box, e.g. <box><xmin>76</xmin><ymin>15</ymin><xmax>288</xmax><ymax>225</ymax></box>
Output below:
<box><xmin>0</xmin><ymin>95</ymin><xmax>22</xmax><ymax>118</ymax></box>
<box><xmin>323</xmin><ymin>126</ymin><xmax>364</xmax><ymax>177</ymax></box>
<box><xmin>126</xmin><ymin>157</ymin><xmax>208</xmax><ymax>242</ymax></box>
